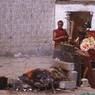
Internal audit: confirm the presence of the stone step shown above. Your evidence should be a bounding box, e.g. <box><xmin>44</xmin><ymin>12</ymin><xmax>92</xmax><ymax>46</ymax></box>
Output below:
<box><xmin>54</xmin><ymin>60</ymin><xmax>75</xmax><ymax>71</ymax></box>
<box><xmin>59</xmin><ymin>80</ymin><xmax>76</xmax><ymax>89</ymax></box>
<box><xmin>68</xmin><ymin>71</ymin><xmax>77</xmax><ymax>81</ymax></box>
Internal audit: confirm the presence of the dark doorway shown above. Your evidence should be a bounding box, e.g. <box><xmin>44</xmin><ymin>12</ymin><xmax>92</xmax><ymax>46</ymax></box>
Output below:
<box><xmin>69</xmin><ymin>12</ymin><xmax>92</xmax><ymax>40</ymax></box>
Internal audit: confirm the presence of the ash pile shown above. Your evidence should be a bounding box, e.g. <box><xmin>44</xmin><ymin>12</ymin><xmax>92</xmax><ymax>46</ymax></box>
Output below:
<box><xmin>0</xmin><ymin>60</ymin><xmax>77</xmax><ymax>93</ymax></box>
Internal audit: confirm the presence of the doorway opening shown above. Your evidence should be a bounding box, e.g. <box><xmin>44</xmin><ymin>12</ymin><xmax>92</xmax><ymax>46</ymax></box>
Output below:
<box><xmin>68</xmin><ymin>11</ymin><xmax>92</xmax><ymax>40</ymax></box>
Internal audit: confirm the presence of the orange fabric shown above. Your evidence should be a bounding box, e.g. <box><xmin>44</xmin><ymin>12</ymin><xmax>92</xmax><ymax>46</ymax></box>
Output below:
<box><xmin>25</xmin><ymin>70</ymin><xmax>32</xmax><ymax>79</ymax></box>
<box><xmin>87</xmin><ymin>30</ymin><xmax>95</xmax><ymax>38</ymax></box>
<box><xmin>53</xmin><ymin>28</ymin><xmax>68</xmax><ymax>48</ymax></box>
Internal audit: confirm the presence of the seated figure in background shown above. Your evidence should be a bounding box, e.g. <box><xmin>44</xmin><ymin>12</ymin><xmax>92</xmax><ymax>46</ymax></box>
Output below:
<box><xmin>75</xmin><ymin>26</ymin><xmax>87</xmax><ymax>47</ymax></box>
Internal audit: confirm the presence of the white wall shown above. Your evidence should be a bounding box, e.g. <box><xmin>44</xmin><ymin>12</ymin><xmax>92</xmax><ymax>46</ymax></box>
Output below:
<box><xmin>0</xmin><ymin>0</ymin><xmax>55</xmax><ymax>56</ymax></box>
<box><xmin>55</xmin><ymin>4</ymin><xmax>95</xmax><ymax>30</ymax></box>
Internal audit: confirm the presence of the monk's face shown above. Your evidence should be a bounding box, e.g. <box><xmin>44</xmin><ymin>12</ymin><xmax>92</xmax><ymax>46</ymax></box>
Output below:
<box><xmin>58</xmin><ymin>21</ymin><xmax>63</xmax><ymax>29</ymax></box>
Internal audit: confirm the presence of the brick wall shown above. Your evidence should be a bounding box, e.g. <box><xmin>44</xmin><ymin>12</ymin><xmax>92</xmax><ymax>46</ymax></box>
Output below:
<box><xmin>0</xmin><ymin>0</ymin><xmax>55</xmax><ymax>56</ymax></box>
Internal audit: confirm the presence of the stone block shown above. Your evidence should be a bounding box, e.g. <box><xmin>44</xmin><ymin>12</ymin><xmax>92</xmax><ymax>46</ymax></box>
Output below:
<box><xmin>68</xmin><ymin>71</ymin><xmax>77</xmax><ymax>81</ymax></box>
<box><xmin>55</xmin><ymin>60</ymin><xmax>75</xmax><ymax>71</ymax></box>
<box><xmin>59</xmin><ymin>80</ymin><xmax>76</xmax><ymax>89</ymax></box>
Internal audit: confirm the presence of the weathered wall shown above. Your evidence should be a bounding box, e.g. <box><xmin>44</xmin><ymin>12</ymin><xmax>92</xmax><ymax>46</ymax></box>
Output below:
<box><xmin>0</xmin><ymin>0</ymin><xmax>55</xmax><ymax>56</ymax></box>
<box><xmin>55</xmin><ymin>4</ymin><xmax>95</xmax><ymax>29</ymax></box>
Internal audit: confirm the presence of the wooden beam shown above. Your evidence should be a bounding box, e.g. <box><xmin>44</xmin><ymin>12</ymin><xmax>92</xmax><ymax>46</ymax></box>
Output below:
<box><xmin>56</xmin><ymin>0</ymin><xmax>95</xmax><ymax>4</ymax></box>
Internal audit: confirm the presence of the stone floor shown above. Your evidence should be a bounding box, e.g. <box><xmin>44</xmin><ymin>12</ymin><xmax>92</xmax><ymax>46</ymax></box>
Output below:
<box><xmin>0</xmin><ymin>56</ymin><xmax>95</xmax><ymax>95</ymax></box>
<box><xmin>0</xmin><ymin>56</ymin><xmax>54</xmax><ymax>79</ymax></box>
<box><xmin>0</xmin><ymin>87</ymin><xmax>95</xmax><ymax>95</ymax></box>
